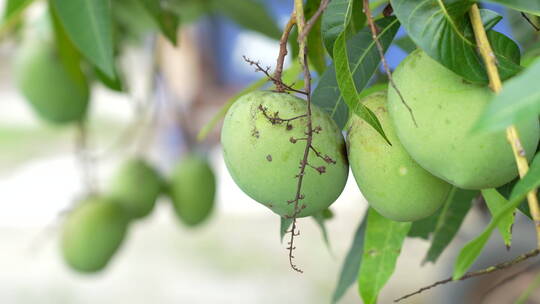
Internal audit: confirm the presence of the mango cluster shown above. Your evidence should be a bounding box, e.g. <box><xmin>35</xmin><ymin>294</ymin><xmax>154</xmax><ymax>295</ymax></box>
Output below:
<box><xmin>61</xmin><ymin>154</ymin><xmax>217</xmax><ymax>273</ymax></box>
<box><xmin>220</xmin><ymin>49</ymin><xmax>540</xmax><ymax>223</ymax></box>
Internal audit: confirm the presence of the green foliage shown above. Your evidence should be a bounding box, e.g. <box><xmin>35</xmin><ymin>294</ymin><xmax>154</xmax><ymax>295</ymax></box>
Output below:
<box><xmin>474</xmin><ymin>59</ymin><xmax>540</xmax><ymax>133</ymax></box>
<box><xmin>424</xmin><ymin>188</ymin><xmax>477</xmax><ymax>263</ymax></box>
<box><xmin>390</xmin><ymin>0</ymin><xmax>521</xmax><ymax>83</ymax></box>
<box><xmin>138</xmin><ymin>0</ymin><xmax>179</xmax><ymax>45</ymax></box>
<box><xmin>3</xmin><ymin>0</ymin><xmax>34</xmax><ymax>21</ymax></box>
<box><xmin>312</xmin><ymin>17</ymin><xmax>400</xmax><ymax>130</ymax></box>
<box><xmin>481</xmin><ymin>188</ymin><xmax>514</xmax><ymax>248</ymax></box>
<box><xmin>332</xmin><ymin>215</ymin><xmax>367</xmax><ymax>304</ymax></box>
<box><xmin>321</xmin><ymin>0</ymin><xmax>365</xmax><ymax>56</ymax></box>
<box><xmin>482</xmin><ymin>0</ymin><xmax>540</xmax><ymax>16</ymax></box>
<box><xmin>358</xmin><ymin>208</ymin><xmax>411</xmax><ymax>304</ymax></box>
<box><xmin>51</xmin><ymin>0</ymin><xmax>115</xmax><ymax>77</ymax></box>
<box><xmin>211</xmin><ymin>0</ymin><xmax>281</xmax><ymax>40</ymax></box>
<box><xmin>305</xmin><ymin>0</ymin><xmax>327</xmax><ymax>75</ymax></box>
<box><xmin>453</xmin><ymin>153</ymin><xmax>540</xmax><ymax>280</ymax></box>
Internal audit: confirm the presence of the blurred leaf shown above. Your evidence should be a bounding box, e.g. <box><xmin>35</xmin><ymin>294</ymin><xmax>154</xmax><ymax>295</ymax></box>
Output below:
<box><xmin>331</xmin><ymin>215</ymin><xmax>367</xmax><ymax>304</ymax></box>
<box><xmin>394</xmin><ymin>36</ymin><xmax>417</xmax><ymax>53</ymax></box>
<box><xmin>211</xmin><ymin>0</ymin><xmax>281</xmax><ymax>40</ymax></box>
<box><xmin>497</xmin><ymin>179</ymin><xmax>531</xmax><ymax>219</ymax></box>
<box><xmin>482</xmin><ymin>0</ymin><xmax>540</xmax><ymax>16</ymax></box>
<box><xmin>49</xmin><ymin>3</ymin><xmax>88</xmax><ymax>89</ymax></box>
<box><xmin>480</xmin><ymin>8</ymin><xmax>503</xmax><ymax>30</ymax></box>
<box><xmin>408</xmin><ymin>210</ymin><xmax>441</xmax><ymax>239</ymax></box>
<box><xmin>516</xmin><ymin>271</ymin><xmax>540</xmax><ymax>304</ymax></box>
<box><xmin>3</xmin><ymin>0</ymin><xmax>34</xmax><ymax>20</ymax></box>
<box><xmin>280</xmin><ymin>216</ymin><xmax>293</xmax><ymax>243</ymax></box>
<box><xmin>474</xmin><ymin>59</ymin><xmax>540</xmax><ymax>133</ymax></box>
<box><xmin>51</xmin><ymin>0</ymin><xmax>115</xmax><ymax>78</ymax></box>
<box><xmin>424</xmin><ymin>187</ymin><xmax>478</xmax><ymax>264</ymax></box>
<box><xmin>358</xmin><ymin>208</ymin><xmax>411</xmax><ymax>304</ymax></box>
<box><xmin>312</xmin><ymin>211</ymin><xmax>331</xmax><ymax>249</ymax></box>
<box><xmin>312</xmin><ymin>17</ymin><xmax>400</xmax><ymax>130</ymax></box>
<box><xmin>453</xmin><ymin>153</ymin><xmax>540</xmax><ymax>280</ymax></box>
<box><xmin>481</xmin><ymin>188</ymin><xmax>514</xmax><ymax>248</ymax></box>
<box><xmin>94</xmin><ymin>64</ymin><xmax>123</xmax><ymax>91</ymax></box>
<box><xmin>390</xmin><ymin>0</ymin><xmax>522</xmax><ymax>84</ymax></box>
<box><xmin>306</xmin><ymin>0</ymin><xmax>327</xmax><ymax>75</ymax></box>
<box><xmin>321</xmin><ymin>0</ymin><xmax>365</xmax><ymax>57</ymax></box>
<box><xmin>138</xmin><ymin>0</ymin><xmax>179</xmax><ymax>45</ymax></box>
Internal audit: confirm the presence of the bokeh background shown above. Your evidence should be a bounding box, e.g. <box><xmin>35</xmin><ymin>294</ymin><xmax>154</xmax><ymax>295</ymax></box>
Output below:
<box><xmin>1</xmin><ymin>0</ymin><xmax>540</xmax><ymax>303</ymax></box>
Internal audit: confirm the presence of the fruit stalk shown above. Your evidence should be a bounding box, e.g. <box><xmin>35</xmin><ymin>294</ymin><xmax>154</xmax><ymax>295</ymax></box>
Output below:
<box><xmin>469</xmin><ymin>4</ymin><xmax>540</xmax><ymax>248</ymax></box>
<box><xmin>274</xmin><ymin>13</ymin><xmax>296</xmax><ymax>91</ymax></box>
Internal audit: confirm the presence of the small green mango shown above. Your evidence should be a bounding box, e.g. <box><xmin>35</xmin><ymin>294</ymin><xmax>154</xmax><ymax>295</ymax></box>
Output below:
<box><xmin>347</xmin><ymin>92</ymin><xmax>452</xmax><ymax>221</ymax></box>
<box><xmin>221</xmin><ymin>91</ymin><xmax>349</xmax><ymax>218</ymax></box>
<box><xmin>108</xmin><ymin>158</ymin><xmax>163</xmax><ymax>219</ymax></box>
<box><xmin>170</xmin><ymin>154</ymin><xmax>216</xmax><ymax>227</ymax></box>
<box><xmin>388</xmin><ymin>50</ymin><xmax>540</xmax><ymax>189</ymax></box>
<box><xmin>61</xmin><ymin>197</ymin><xmax>129</xmax><ymax>273</ymax></box>
<box><xmin>15</xmin><ymin>37</ymin><xmax>89</xmax><ymax>124</ymax></box>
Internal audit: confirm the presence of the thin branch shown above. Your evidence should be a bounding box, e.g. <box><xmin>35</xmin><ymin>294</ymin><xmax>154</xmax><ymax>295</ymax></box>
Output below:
<box><xmin>363</xmin><ymin>1</ymin><xmax>417</xmax><ymax>127</ymax></box>
<box><xmin>299</xmin><ymin>0</ymin><xmax>330</xmax><ymax>42</ymax></box>
<box><xmin>469</xmin><ymin>4</ymin><xmax>540</xmax><ymax>249</ymax></box>
<box><xmin>394</xmin><ymin>249</ymin><xmax>540</xmax><ymax>302</ymax></box>
<box><xmin>274</xmin><ymin>13</ymin><xmax>297</xmax><ymax>91</ymax></box>
<box><xmin>243</xmin><ymin>56</ymin><xmax>307</xmax><ymax>95</ymax></box>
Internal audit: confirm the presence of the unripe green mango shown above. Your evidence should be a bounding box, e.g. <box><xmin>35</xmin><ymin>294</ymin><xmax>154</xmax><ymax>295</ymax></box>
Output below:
<box><xmin>388</xmin><ymin>50</ymin><xmax>540</xmax><ymax>189</ymax></box>
<box><xmin>347</xmin><ymin>92</ymin><xmax>452</xmax><ymax>221</ymax></box>
<box><xmin>221</xmin><ymin>91</ymin><xmax>349</xmax><ymax>218</ymax></box>
<box><xmin>61</xmin><ymin>197</ymin><xmax>129</xmax><ymax>273</ymax></box>
<box><xmin>108</xmin><ymin>158</ymin><xmax>163</xmax><ymax>219</ymax></box>
<box><xmin>169</xmin><ymin>154</ymin><xmax>216</xmax><ymax>227</ymax></box>
<box><xmin>15</xmin><ymin>37</ymin><xmax>89</xmax><ymax>124</ymax></box>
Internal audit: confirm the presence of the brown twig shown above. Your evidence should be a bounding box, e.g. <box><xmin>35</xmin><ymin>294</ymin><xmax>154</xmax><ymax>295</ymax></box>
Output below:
<box><xmin>394</xmin><ymin>249</ymin><xmax>540</xmax><ymax>302</ymax></box>
<box><xmin>299</xmin><ymin>0</ymin><xmax>330</xmax><ymax>42</ymax></box>
<box><xmin>363</xmin><ymin>1</ymin><xmax>417</xmax><ymax>127</ymax></box>
<box><xmin>274</xmin><ymin>13</ymin><xmax>297</xmax><ymax>91</ymax></box>
<box><xmin>243</xmin><ymin>55</ymin><xmax>307</xmax><ymax>95</ymax></box>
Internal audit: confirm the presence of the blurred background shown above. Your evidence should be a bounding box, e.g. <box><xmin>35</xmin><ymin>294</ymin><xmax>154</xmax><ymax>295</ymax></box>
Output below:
<box><xmin>1</xmin><ymin>0</ymin><xmax>540</xmax><ymax>303</ymax></box>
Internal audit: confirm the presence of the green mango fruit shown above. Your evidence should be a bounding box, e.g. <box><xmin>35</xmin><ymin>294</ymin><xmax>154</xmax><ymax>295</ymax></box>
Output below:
<box><xmin>108</xmin><ymin>158</ymin><xmax>163</xmax><ymax>219</ymax></box>
<box><xmin>388</xmin><ymin>49</ymin><xmax>540</xmax><ymax>189</ymax></box>
<box><xmin>221</xmin><ymin>91</ymin><xmax>349</xmax><ymax>218</ymax></box>
<box><xmin>15</xmin><ymin>37</ymin><xmax>89</xmax><ymax>124</ymax></box>
<box><xmin>170</xmin><ymin>154</ymin><xmax>216</xmax><ymax>227</ymax></box>
<box><xmin>347</xmin><ymin>92</ymin><xmax>452</xmax><ymax>221</ymax></box>
<box><xmin>61</xmin><ymin>197</ymin><xmax>129</xmax><ymax>273</ymax></box>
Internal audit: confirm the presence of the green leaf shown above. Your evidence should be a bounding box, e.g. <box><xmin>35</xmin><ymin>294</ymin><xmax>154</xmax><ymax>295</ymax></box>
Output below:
<box><xmin>394</xmin><ymin>36</ymin><xmax>417</xmax><ymax>54</ymax></box>
<box><xmin>481</xmin><ymin>188</ymin><xmax>514</xmax><ymax>248</ymax></box>
<box><xmin>453</xmin><ymin>153</ymin><xmax>540</xmax><ymax>280</ymax></box>
<box><xmin>480</xmin><ymin>8</ymin><xmax>503</xmax><ymax>30</ymax></box>
<box><xmin>474</xmin><ymin>59</ymin><xmax>540</xmax><ymax>133</ymax></box>
<box><xmin>358</xmin><ymin>208</ymin><xmax>411</xmax><ymax>304</ymax></box>
<box><xmin>331</xmin><ymin>215</ymin><xmax>367</xmax><ymax>304</ymax></box>
<box><xmin>334</xmin><ymin>29</ymin><xmax>390</xmax><ymax>143</ymax></box>
<box><xmin>424</xmin><ymin>187</ymin><xmax>478</xmax><ymax>263</ymax></box>
<box><xmin>280</xmin><ymin>216</ymin><xmax>293</xmax><ymax>243</ymax></box>
<box><xmin>321</xmin><ymin>0</ymin><xmax>365</xmax><ymax>57</ymax></box>
<box><xmin>312</xmin><ymin>211</ymin><xmax>331</xmax><ymax>249</ymax></box>
<box><xmin>305</xmin><ymin>0</ymin><xmax>327</xmax><ymax>75</ymax></box>
<box><xmin>211</xmin><ymin>0</ymin><xmax>281</xmax><ymax>40</ymax></box>
<box><xmin>312</xmin><ymin>17</ymin><xmax>400</xmax><ymax>130</ymax></box>
<box><xmin>408</xmin><ymin>210</ymin><xmax>441</xmax><ymax>239</ymax></box>
<box><xmin>51</xmin><ymin>0</ymin><xmax>115</xmax><ymax>78</ymax></box>
<box><xmin>483</xmin><ymin>0</ymin><xmax>540</xmax><ymax>16</ymax></box>
<box><xmin>137</xmin><ymin>0</ymin><xmax>179</xmax><ymax>45</ymax></box>
<box><xmin>390</xmin><ymin>0</ymin><xmax>522</xmax><ymax>84</ymax></box>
